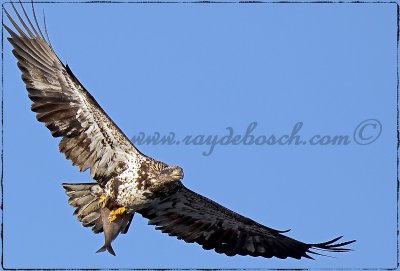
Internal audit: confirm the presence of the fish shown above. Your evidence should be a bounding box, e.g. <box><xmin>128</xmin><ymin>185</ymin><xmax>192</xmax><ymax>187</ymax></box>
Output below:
<box><xmin>96</xmin><ymin>207</ymin><xmax>133</xmax><ymax>256</ymax></box>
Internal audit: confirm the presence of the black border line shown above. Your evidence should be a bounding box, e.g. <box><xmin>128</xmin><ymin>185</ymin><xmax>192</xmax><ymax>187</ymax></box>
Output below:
<box><xmin>1</xmin><ymin>1</ymin><xmax>4</xmax><ymax>270</ymax></box>
<box><xmin>1</xmin><ymin>1</ymin><xmax>398</xmax><ymax>270</ymax></box>
<box><xmin>397</xmin><ymin>3</ymin><xmax>400</xmax><ymax>271</ymax></box>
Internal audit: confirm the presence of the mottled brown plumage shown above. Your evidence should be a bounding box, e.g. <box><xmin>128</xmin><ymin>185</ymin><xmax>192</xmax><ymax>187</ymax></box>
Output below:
<box><xmin>4</xmin><ymin>2</ymin><xmax>355</xmax><ymax>260</ymax></box>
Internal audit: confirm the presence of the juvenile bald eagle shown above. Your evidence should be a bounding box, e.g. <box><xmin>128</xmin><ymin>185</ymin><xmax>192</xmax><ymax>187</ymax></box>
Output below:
<box><xmin>4</xmin><ymin>2</ymin><xmax>355</xmax><ymax>260</ymax></box>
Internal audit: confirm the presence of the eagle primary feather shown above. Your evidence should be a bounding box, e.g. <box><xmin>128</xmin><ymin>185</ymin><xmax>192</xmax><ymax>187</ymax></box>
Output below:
<box><xmin>4</xmin><ymin>2</ymin><xmax>355</xmax><ymax>260</ymax></box>
<box><xmin>4</xmin><ymin>2</ymin><xmax>143</xmax><ymax>186</ymax></box>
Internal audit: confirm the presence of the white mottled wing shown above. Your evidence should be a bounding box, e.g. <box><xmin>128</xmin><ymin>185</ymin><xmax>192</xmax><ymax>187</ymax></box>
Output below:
<box><xmin>139</xmin><ymin>184</ymin><xmax>355</xmax><ymax>260</ymax></box>
<box><xmin>4</xmin><ymin>4</ymin><xmax>144</xmax><ymax>185</ymax></box>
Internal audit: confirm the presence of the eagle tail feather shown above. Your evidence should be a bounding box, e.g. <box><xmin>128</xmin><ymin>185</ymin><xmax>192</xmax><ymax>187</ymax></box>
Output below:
<box><xmin>62</xmin><ymin>182</ymin><xmax>104</xmax><ymax>233</ymax></box>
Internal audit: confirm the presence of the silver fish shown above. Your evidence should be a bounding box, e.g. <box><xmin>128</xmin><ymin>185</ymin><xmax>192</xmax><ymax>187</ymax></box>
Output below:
<box><xmin>96</xmin><ymin>207</ymin><xmax>133</xmax><ymax>256</ymax></box>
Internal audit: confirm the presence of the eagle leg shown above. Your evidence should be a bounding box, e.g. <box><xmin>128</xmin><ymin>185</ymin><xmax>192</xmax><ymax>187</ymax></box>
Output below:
<box><xmin>109</xmin><ymin>207</ymin><xmax>126</xmax><ymax>222</ymax></box>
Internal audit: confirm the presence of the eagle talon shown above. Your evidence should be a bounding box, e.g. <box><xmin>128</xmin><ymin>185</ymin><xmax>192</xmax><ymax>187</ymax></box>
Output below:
<box><xmin>109</xmin><ymin>207</ymin><xmax>126</xmax><ymax>222</ymax></box>
<box><xmin>99</xmin><ymin>196</ymin><xmax>107</xmax><ymax>208</ymax></box>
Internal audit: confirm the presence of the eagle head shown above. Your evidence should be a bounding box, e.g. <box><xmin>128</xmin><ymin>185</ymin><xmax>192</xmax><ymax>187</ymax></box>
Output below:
<box><xmin>158</xmin><ymin>165</ymin><xmax>184</xmax><ymax>183</ymax></box>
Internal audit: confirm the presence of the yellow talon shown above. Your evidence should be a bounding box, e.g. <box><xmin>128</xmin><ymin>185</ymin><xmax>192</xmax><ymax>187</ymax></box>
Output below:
<box><xmin>99</xmin><ymin>196</ymin><xmax>106</xmax><ymax>208</ymax></box>
<box><xmin>114</xmin><ymin>207</ymin><xmax>126</xmax><ymax>215</ymax></box>
<box><xmin>109</xmin><ymin>207</ymin><xmax>126</xmax><ymax>222</ymax></box>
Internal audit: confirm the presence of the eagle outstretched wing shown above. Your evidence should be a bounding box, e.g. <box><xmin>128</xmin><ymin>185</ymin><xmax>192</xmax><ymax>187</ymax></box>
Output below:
<box><xmin>3</xmin><ymin>3</ymin><xmax>144</xmax><ymax>185</ymax></box>
<box><xmin>139</xmin><ymin>184</ymin><xmax>355</xmax><ymax>260</ymax></box>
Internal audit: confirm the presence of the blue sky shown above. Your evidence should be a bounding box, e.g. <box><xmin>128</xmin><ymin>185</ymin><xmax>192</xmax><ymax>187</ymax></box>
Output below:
<box><xmin>2</xmin><ymin>1</ymin><xmax>397</xmax><ymax>269</ymax></box>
